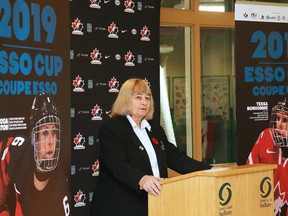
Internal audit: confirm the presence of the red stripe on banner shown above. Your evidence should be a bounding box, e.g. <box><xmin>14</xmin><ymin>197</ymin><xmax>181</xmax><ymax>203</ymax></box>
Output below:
<box><xmin>1</xmin><ymin>138</ymin><xmax>13</xmax><ymax>186</ymax></box>
<box><xmin>14</xmin><ymin>192</ymin><xmax>23</xmax><ymax>216</ymax></box>
<box><xmin>0</xmin><ymin>138</ymin><xmax>13</xmax><ymax>210</ymax></box>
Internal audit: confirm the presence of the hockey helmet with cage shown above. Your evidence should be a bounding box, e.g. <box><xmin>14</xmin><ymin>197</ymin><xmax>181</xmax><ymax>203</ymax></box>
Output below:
<box><xmin>269</xmin><ymin>98</ymin><xmax>288</xmax><ymax>147</ymax></box>
<box><xmin>30</xmin><ymin>93</ymin><xmax>60</xmax><ymax>172</ymax></box>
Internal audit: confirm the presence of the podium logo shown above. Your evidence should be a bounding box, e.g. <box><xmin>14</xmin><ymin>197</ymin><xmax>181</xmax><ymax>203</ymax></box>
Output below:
<box><xmin>219</xmin><ymin>182</ymin><xmax>232</xmax><ymax>206</ymax></box>
<box><xmin>260</xmin><ymin>177</ymin><xmax>272</xmax><ymax>198</ymax></box>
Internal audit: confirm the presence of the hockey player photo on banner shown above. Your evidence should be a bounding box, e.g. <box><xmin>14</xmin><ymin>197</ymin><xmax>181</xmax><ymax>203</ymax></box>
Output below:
<box><xmin>235</xmin><ymin>2</ymin><xmax>288</xmax><ymax>215</ymax></box>
<box><xmin>0</xmin><ymin>94</ymin><xmax>70</xmax><ymax>216</ymax></box>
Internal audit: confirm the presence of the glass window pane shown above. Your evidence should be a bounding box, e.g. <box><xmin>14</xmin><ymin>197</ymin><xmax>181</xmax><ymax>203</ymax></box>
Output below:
<box><xmin>161</xmin><ymin>0</ymin><xmax>234</xmax><ymax>11</ymax></box>
<box><xmin>161</xmin><ymin>0</ymin><xmax>191</xmax><ymax>10</ymax></box>
<box><xmin>246</xmin><ymin>0</ymin><xmax>288</xmax><ymax>3</ymax></box>
<box><xmin>200</xmin><ymin>28</ymin><xmax>236</xmax><ymax>164</ymax></box>
<box><xmin>199</xmin><ymin>0</ymin><xmax>234</xmax><ymax>12</ymax></box>
<box><xmin>160</xmin><ymin>26</ymin><xmax>192</xmax><ymax>155</ymax></box>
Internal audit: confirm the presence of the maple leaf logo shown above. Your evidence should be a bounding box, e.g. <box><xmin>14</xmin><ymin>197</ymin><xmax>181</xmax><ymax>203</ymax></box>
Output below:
<box><xmin>73</xmin><ymin>133</ymin><xmax>82</xmax><ymax>145</ymax></box>
<box><xmin>74</xmin><ymin>190</ymin><xmax>83</xmax><ymax>202</ymax></box>
<box><xmin>92</xmin><ymin>160</ymin><xmax>100</xmax><ymax>172</ymax></box>
<box><xmin>72</xmin><ymin>75</ymin><xmax>85</xmax><ymax>92</ymax></box>
<box><xmin>91</xmin><ymin>105</ymin><xmax>103</xmax><ymax>118</ymax></box>
<box><xmin>124</xmin><ymin>0</ymin><xmax>135</xmax><ymax>11</ymax></box>
<box><xmin>125</xmin><ymin>51</ymin><xmax>133</xmax><ymax>61</ymax></box>
<box><xmin>140</xmin><ymin>26</ymin><xmax>147</xmax><ymax>36</ymax></box>
<box><xmin>109</xmin><ymin>77</ymin><xmax>117</xmax><ymax>88</ymax></box>
<box><xmin>108</xmin><ymin>22</ymin><xmax>116</xmax><ymax>34</ymax></box>
<box><xmin>71</xmin><ymin>18</ymin><xmax>79</xmax><ymax>29</ymax></box>
<box><xmin>90</xmin><ymin>48</ymin><xmax>100</xmax><ymax>60</ymax></box>
<box><xmin>71</xmin><ymin>18</ymin><xmax>83</xmax><ymax>31</ymax></box>
<box><xmin>73</xmin><ymin>75</ymin><xmax>82</xmax><ymax>87</ymax></box>
<box><xmin>124</xmin><ymin>51</ymin><xmax>135</xmax><ymax>66</ymax></box>
<box><xmin>140</xmin><ymin>26</ymin><xmax>150</xmax><ymax>41</ymax></box>
<box><xmin>91</xmin><ymin>104</ymin><xmax>103</xmax><ymax>120</ymax></box>
<box><xmin>141</xmin><ymin>26</ymin><xmax>150</xmax><ymax>36</ymax></box>
<box><xmin>71</xmin><ymin>18</ymin><xmax>84</xmax><ymax>35</ymax></box>
<box><xmin>124</xmin><ymin>0</ymin><xmax>132</xmax><ymax>7</ymax></box>
<box><xmin>108</xmin><ymin>77</ymin><xmax>120</xmax><ymax>93</ymax></box>
<box><xmin>91</xmin><ymin>105</ymin><xmax>99</xmax><ymax>115</ymax></box>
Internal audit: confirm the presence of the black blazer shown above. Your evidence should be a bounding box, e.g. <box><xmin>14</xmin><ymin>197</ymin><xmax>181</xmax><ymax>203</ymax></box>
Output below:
<box><xmin>91</xmin><ymin>116</ymin><xmax>211</xmax><ymax>216</ymax></box>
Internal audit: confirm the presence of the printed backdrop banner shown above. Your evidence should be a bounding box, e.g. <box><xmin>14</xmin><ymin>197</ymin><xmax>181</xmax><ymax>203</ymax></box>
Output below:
<box><xmin>235</xmin><ymin>1</ymin><xmax>288</xmax><ymax>164</ymax></box>
<box><xmin>70</xmin><ymin>0</ymin><xmax>160</xmax><ymax>215</ymax></box>
<box><xmin>235</xmin><ymin>1</ymin><xmax>288</xmax><ymax>214</ymax></box>
<box><xmin>0</xmin><ymin>0</ymin><xmax>71</xmax><ymax>215</ymax></box>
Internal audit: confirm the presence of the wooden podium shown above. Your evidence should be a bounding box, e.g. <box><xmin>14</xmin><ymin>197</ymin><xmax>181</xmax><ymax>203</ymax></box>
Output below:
<box><xmin>148</xmin><ymin>164</ymin><xmax>276</xmax><ymax>216</ymax></box>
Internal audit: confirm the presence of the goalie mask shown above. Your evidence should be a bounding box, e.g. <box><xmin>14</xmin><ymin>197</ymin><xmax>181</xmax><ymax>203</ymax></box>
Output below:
<box><xmin>30</xmin><ymin>93</ymin><xmax>60</xmax><ymax>173</ymax></box>
<box><xmin>269</xmin><ymin>99</ymin><xmax>288</xmax><ymax>147</ymax></box>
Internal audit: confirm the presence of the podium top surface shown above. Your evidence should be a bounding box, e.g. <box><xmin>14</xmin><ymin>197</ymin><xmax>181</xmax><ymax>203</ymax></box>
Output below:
<box><xmin>161</xmin><ymin>164</ymin><xmax>276</xmax><ymax>185</ymax></box>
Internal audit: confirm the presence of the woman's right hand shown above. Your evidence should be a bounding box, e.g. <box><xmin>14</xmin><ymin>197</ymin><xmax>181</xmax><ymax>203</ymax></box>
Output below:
<box><xmin>139</xmin><ymin>175</ymin><xmax>163</xmax><ymax>196</ymax></box>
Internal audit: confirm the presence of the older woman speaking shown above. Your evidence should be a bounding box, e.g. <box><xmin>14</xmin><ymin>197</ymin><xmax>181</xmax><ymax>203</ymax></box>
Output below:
<box><xmin>91</xmin><ymin>78</ymin><xmax>212</xmax><ymax>216</ymax></box>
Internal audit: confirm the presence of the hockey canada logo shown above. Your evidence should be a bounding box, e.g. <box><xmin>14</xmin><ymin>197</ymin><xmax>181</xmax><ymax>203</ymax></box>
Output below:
<box><xmin>124</xmin><ymin>0</ymin><xmax>135</xmax><ymax>13</ymax></box>
<box><xmin>108</xmin><ymin>77</ymin><xmax>120</xmax><ymax>93</ymax></box>
<box><xmin>74</xmin><ymin>190</ymin><xmax>86</xmax><ymax>207</ymax></box>
<box><xmin>92</xmin><ymin>160</ymin><xmax>100</xmax><ymax>176</ymax></box>
<box><xmin>91</xmin><ymin>104</ymin><xmax>103</xmax><ymax>120</ymax></box>
<box><xmin>108</xmin><ymin>22</ymin><xmax>119</xmax><ymax>38</ymax></box>
<box><xmin>140</xmin><ymin>26</ymin><xmax>150</xmax><ymax>41</ymax></box>
<box><xmin>71</xmin><ymin>18</ymin><xmax>84</xmax><ymax>35</ymax></box>
<box><xmin>90</xmin><ymin>0</ymin><xmax>101</xmax><ymax>9</ymax></box>
<box><xmin>73</xmin><ymin>133</ymin><xmax>86</xmax><ymax>150</ymax></box>
<box><xmin>124</xmin><ymin>51</ymin><xmax>135</xmax><ymax>66</ymax></box>
<box><xmin>73</xmin><ymin>75</ymin><xmax>85</xmax><ymax>92</ymax></box>
<box><xmin>90</xmin><ymin>48</ymin><xmax>102</xmax><ymax>64</ymax></box>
